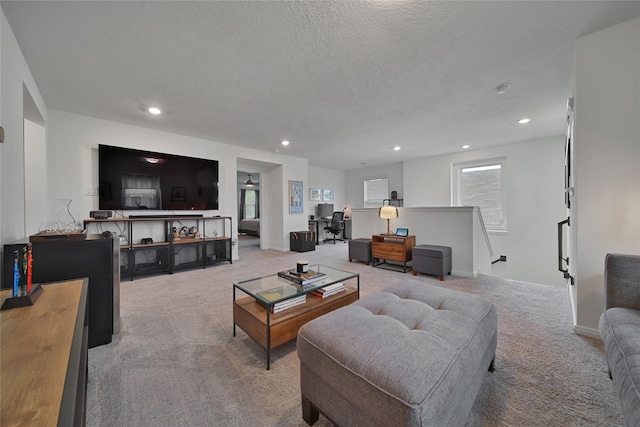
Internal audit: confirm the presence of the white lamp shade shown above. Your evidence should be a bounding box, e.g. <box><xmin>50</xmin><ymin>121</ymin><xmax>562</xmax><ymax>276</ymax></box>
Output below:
<box><xmin>379</xmin><ymin>206</ymin><xmax>398</xmax><ymax>219</ymax></box>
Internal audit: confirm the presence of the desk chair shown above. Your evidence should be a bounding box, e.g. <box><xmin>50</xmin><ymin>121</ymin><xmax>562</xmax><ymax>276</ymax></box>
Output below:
<box><xmin>323</xmin><ymin>211</ymin><xmax>345</xmax><ymax>244</ymax></box>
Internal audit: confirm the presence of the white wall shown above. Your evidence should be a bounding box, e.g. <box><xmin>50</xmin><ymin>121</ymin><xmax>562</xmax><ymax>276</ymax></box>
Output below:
<box><xmin>351</xmin><ymin>206</ymin><xmax>492</xmax><ymax>277</ymax></box>
<box><xmin>46</xmin><ymin>110</ymin><xmax>310</xmax><ymax>257</ymax></box>
<box><xmin>0</xmin><ymin>11</ymin><xmax>48</xmax><ymax>269</ymax></box>
<box><xmin>345</xmin><ymin>162</ymin><xmax>403</xmax><ymax>208</ymax></box>
<box><xmin>24</xmin><ymin>118</ymin><xmax>47</xmax><ymax>235</ymax></box>
<box><xmin>403</xmin><ymin>137</ymin><xmax>566</xmax><ymax>286</ymax></box>
<box><xmin>572</xmin><ymin>17</ymin><xmax>640</xmax><ymax>337</ymax></box>
<box><xmin>308</xmin><ymin>166</ymin><xmax>346</xmax><ymax>217</ymax></box>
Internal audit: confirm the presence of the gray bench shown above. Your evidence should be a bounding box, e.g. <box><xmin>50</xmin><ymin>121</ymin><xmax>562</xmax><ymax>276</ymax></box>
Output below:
<box><xmin>297</xmin><ymin>280</ymin><xmax>497</xmax><ymax>426</ymax></box>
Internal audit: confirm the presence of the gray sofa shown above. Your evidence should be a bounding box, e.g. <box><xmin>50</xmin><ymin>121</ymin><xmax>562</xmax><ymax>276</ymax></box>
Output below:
<box><xmin>297</xmin><ymin>280</ymin><xmax>497</xmax><ymax>426</ymax></box>
<box><xmin>599</xmin><ymin>253</ymin><xmax>640</xmax><ymax>426</ymax></box>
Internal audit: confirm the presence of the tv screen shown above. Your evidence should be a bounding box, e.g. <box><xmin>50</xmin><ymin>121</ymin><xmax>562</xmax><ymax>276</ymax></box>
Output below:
<box><xmin>98</xmin><ymin>145</ymin><xmax>219</xmax><ymax>211</ymax></box>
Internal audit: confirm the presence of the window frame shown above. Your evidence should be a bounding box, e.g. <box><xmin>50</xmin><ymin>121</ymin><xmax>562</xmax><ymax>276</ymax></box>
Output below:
<box><xmin>244</xmin><ymin>189</ymin><xmax>257</xmax><ymax>219</ymax></box>
<box><xmin>451</xmin><ymin>157</ymin><xmax>507</xmax><ymax>232</ymax></box>
<box><xmin>364</xmin><ymin>177</ymin><xmax>389</xmax><ymax>208</ymax></box>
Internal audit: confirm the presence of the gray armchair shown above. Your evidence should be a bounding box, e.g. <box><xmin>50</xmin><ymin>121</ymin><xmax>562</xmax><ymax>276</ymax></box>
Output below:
<box><xmin>599</xmin><ymin>253</ymin><xmax>640</xmax><ymax>426</ymax></box>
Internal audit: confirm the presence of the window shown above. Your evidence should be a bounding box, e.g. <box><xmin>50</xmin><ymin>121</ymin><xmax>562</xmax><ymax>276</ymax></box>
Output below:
<box><xmin>452</xmin><ymin>158</ymin><xmax>506</xmax><ymax>231</ymax></box>
<box><xmin>364</xmin><ymin>177</ymin><xmax>389</xmax><ymax>208</ymax></box>
<box><xmin>244</xmin><ymin>190</ymin><xmax>257</xmax><ymax>219</ymax></box>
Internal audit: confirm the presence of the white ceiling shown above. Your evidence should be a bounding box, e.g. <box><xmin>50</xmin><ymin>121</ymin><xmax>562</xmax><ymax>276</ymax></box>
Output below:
<box><xmin>3</xmin><ymin>1</ymin><xmax>639</xmax><ymax>171</ymax></box>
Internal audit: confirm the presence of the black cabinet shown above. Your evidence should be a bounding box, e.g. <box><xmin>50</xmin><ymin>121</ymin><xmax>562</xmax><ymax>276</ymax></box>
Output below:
<box><xmin>2</xmin><ymin>234</ymin><xmax>119</xmax><ymax>348</ymax></box>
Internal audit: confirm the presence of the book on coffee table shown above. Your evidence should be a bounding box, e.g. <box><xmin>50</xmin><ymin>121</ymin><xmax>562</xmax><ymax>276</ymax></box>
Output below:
<box><xmin>277</xmin><ymin>269</ymin><xmax>326</xmax><ymax>286</ymax></box>
<box><xmin>311</xmin><ymin>282</ymin><xmax>346</xmax><ymax>298</ymax></box>
<box><xmin>256</xmin><ymin>285</ymin><xmax>297</xmax><ymax>302</ymax></box>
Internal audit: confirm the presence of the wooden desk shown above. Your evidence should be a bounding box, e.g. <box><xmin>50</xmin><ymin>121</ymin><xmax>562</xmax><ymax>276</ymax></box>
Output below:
<box><xmin>372</xmin><ymin>234</ymin><xmax>416</xmax><ymax>272</ymax></box>
<box><xmin>309</xmin><ymin>218</ymin><xmax>352</xmax><ymax>244</ymax></box>
<box><xmin>1</xmin><ymin>278</ymin><xmax>88</xmax><ymax>427</ymax></box>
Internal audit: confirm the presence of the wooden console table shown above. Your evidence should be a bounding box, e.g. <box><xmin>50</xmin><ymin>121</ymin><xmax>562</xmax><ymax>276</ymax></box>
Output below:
<box><xmin>1</xmin><ymin>278</ymin><xmax>89</xmax><ymax>427</ymax></box>
<box><xmin>372</xmin><ymin>234</ymin><xmax>416</xmax><ymax>272</ymax></box>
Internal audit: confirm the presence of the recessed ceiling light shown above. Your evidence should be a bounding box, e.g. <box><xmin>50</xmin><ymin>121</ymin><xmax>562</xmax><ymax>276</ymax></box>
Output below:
<box><xmin>148</xmin><ymin>107</ymin><xmax>162</xmax><ymax>115</ymax></box>
<box><xmin>145</xmin><ymin>157</ymin><xmax>160</xmax><ymax>164</ymax></box>
<box><xmin>393</xmin><ymin>146</ymin><xmax>401</xmax><ymax>151</ymax></box>
<box><xmin>518</xmin><ymin>118</ymin><xmax>531</xmax><ymax>124</ymax></box>
<box><xmin>281</xmin><ymin>140</ymin><xmax>290</xmax><ymax>146</ymax></box>
<box><xmin>462</xmin><ymin>145</ymin><xmax>470</xmax><ymax>149</ymax></box>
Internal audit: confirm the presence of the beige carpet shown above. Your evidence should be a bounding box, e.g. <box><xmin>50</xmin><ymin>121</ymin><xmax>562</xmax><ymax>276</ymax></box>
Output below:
<box><xmin>86</xmin><ymin>238</ymin><xmax>623</xmax><ymax>426</ymax></box>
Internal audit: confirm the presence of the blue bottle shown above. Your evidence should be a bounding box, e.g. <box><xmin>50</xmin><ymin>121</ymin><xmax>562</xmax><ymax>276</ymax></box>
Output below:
<box><xmin>13</xmin><ymin>251</ymin><xmax>20</xmax><ymax>297</ymax></box>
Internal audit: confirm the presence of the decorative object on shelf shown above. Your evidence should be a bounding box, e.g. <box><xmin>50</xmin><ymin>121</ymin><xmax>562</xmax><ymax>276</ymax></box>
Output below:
<box><xmin>35</xmin><ymin>199</ymin><xmax>83</xmax><ymax>239</ymax></box>
<box><xmin>3</xmin><ymin>242</ymin><xmax>40</xmax><ymax>310</ymax></box>
<box><xmin>309</xmin><ymin>188</ymin><xmax>321</xmax><ymax>201</ymax></box>
<box><xmin>53</xmin><ymin>199</ymin><xmax>82</xmax><ymax>232</ymax></box>
<box><xmin>289</xmin><ymin>180</ymin><xmax>304</xmax><ymax>214</ymax></box>
<box><xmin>379</xmin><ymin>206</ymin><xmax>398</xmax><ymax>235</ymax></box>
<box><xmin>323</xmin><ymin>189</ymin><xmax>334</xmax><ymax>202</ymax></box>
<box><xmin>1</xmin><ymin>283</ymin><xmax>43</xmax><ymax>311</ymax></box>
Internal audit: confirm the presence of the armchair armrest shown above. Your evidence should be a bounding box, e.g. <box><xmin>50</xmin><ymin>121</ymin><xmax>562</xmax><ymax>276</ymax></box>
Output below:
<box><xmin>604</xmin><ymin>253</ymin><xmax>640</xmax><ymax>310</ymax></box>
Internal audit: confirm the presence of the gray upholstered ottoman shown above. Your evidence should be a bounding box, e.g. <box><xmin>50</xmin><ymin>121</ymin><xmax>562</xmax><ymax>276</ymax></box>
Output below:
<box><xmin>348</xmin><ymin>238</ymin><xmax>372</xmax><ymax>265</ymax></box>
<box><xmin>412</xmin><ymin>244</ymin><xmax>452</xmax><ymax>281</ymax></box>
<box><xmin>297</xmin><ymin>280</ymin><xmax>497</xmax><ymax>426</ymax></box>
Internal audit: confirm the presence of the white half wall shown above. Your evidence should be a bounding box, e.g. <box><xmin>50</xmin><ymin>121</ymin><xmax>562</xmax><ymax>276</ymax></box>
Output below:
<box><xmin>351</xmin><ymin>206</ymin><xmax>492</xmax><ymax>277</ymax></box>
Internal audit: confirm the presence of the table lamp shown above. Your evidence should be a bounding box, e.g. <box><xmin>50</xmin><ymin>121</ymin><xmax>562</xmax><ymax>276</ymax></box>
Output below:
<box><xmin>379</xmin><ymin>206</ymin><xmax>398</xmax><ymax>234</ymax></box>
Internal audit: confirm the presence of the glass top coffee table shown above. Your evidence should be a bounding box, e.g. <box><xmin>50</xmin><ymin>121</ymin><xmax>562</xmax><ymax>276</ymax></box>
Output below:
<box><xmin>233</xmin><ymin>264</ymin><xmax>360</xmax><ymax>369</ymax></box>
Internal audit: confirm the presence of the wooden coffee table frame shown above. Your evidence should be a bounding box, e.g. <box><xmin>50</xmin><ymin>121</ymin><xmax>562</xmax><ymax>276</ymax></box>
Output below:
<box><xmin>233</xmin><ymin>269</ymin><xmax>359</xmax><ymax>370</ymax></box>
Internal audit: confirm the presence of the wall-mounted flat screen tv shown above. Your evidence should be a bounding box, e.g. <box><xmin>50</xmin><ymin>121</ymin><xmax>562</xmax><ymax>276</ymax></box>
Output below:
<box><xmin>98</xmin><ymin>144</ymin><xmax>219</xmax><ymax>211</ymax></box>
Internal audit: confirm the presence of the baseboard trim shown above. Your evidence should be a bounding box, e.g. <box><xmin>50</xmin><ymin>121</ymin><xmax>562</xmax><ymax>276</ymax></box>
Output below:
<box><xmin>452</xmin><ymin>269</ymin><xmax>474</xmax><ymax>278</ymax></box>
<box><xmin>572</xmin><ymin>324</ymin><xmax>601</xmax><ymax>340</ymax></box>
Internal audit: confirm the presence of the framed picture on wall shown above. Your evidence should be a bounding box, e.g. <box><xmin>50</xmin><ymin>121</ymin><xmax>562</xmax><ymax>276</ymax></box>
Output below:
<box><xmin>323</xmin><ymin>189</ymin><xmax>334</xmax><ymax>202</ymax></box>
<box><xmin>309</xmin><ymin>188</ymin><xmax>321</xmax><ymax>201</ymax></box>
<box><xmin>289</xmin><ymin>180</ymin><xmax>304</xmax><ymax>213</ymax></box>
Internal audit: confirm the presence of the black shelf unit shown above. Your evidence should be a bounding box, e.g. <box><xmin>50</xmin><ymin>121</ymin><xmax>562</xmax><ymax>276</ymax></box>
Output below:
<box><xmin>84</xmin><ymin>216</ymin><xmax>232</xmax><ymax>280</ymax></box>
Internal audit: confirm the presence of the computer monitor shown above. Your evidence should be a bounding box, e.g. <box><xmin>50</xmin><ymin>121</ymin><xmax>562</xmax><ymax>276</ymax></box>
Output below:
<box><xmin>317</xmin><ymin>203</ymin><xmax>334</xmax><ymax>218</ymax></box>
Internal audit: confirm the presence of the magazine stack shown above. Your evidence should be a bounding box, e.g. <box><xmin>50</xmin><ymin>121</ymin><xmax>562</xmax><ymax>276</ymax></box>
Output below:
<box><xmin>311</xmin><ymin>282</ymin><xmax>346</xmax><ymax>298</ymax></box>
<box><xmin>270</xmin><ymin>295</ymin><xmax>307</xmax><ymax>313</ymax></box>
<box><xmin>277</xmin><ymin>269</ymin><xmax>327</xmax><ymax>288</ymax></box>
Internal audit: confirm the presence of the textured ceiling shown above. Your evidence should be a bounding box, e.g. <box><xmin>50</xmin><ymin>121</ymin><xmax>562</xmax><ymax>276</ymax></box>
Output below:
<box><xmin>3</xmin><ymin>1</ymin><xmax>639</xmax><ymax>170</ymax></box>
